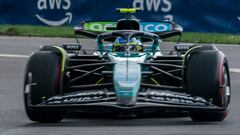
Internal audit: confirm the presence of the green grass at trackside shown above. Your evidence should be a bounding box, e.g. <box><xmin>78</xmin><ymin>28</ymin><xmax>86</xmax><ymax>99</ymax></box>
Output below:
<box><xmin>0</xmin><ymin>25</ymin><xmax>240</xmax><ymax>44</ymax></box>
<box><xmin>166</xmin><ymin>32</ymin><xmax>240</xmax><ymax>44</ymax></box>
<box><xmin>0</xmin><ymin>25</ymin><xmax>74</xmax><ymax>38</ymax></box>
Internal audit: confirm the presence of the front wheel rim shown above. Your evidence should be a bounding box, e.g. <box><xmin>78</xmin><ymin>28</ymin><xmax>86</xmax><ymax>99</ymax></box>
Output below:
<box><xmin>222</xmin><ymin>66</ymin><xmax>231</xmax><ymax>109</ymax></box>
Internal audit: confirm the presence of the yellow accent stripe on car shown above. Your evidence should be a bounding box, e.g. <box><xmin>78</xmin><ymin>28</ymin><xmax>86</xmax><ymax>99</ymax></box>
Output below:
<box><xmin>182</xmin><ymin>46</ymin><xmax>202</xmax><ymax>65</ymax></box>
<box><xmin>119</xmin><ymin>8</ymin><xmax>136</xmax><ymax>13</ymax></box>
<box><xmin>114</xmin><ymin>42</ymin><xmax>138</xmax><ymax>46</ymax></box>
<box><xmin>96</xmin><ymin>77</ymin><xmax>104</xmax><ymax>84</ymax></box>
<box><xmin>182</xmin><ymin>46</ymin><xmax>202</xmax><ymax>78</ymax></box>
<box><xmin>151</xmin><ymin>77</ymin><xmax>160</xmax><ymax>86</ymax></box>
<box><xmin>113</xmin><ymin>44</ymin><xmax>127</xmax><ymax>46</ymax></box>
<box><xmin>53</xmin><ymin>46</ymin><xmax>67</xmax><ymax>72</ymax></box>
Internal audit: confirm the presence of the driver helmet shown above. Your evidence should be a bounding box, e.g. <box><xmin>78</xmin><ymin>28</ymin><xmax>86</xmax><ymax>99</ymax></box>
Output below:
<box><xmin>112</xmin><ymin>37</ymin><xmax>143</xmax><ymax>52</ymax></box>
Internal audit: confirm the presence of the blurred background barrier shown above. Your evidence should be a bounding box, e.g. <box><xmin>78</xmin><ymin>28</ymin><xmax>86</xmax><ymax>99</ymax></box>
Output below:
<box><xmin>0</xmin><ymin>0</ymin><xmax>239</xmax><ymax>33</ymax></box>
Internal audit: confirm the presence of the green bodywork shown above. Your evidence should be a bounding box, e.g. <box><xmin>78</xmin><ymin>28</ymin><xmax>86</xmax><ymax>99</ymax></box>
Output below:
<box><xmin>96</xmin><ymin>31</ymin><xmax>161</xmax><ymax>106</ymax></box>
<box><xmin>108</xmin><ymin>53</ymin><xmax>148</xmax><ymax>105</ymax></box>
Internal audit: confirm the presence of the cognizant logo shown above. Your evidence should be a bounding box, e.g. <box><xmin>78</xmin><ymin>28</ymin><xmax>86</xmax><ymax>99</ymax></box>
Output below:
<box><xmin>36</xmin><ymin>0</ymin><xmax>72</xmax><ymax>26</ymax></box>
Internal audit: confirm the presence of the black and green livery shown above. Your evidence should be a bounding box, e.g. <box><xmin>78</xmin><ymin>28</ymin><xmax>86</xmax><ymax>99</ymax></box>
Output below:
<box><xmin>24</xmin><ymin>8</ymin><xmax>231</xmax><ymax>123</ymax></box>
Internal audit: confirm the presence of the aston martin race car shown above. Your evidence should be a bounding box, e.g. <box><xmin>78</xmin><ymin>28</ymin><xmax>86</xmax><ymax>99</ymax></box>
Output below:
<box><xmin>24</xmin><ymin>8</ymin><xmax>231</xmax><ymax>123</ymax></box>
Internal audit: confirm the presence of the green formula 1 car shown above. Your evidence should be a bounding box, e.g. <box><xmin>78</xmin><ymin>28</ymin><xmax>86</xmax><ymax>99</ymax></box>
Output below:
<box><xmin>24</xmin><ymin>8</ymin><xmax>231</xmax><ymax>123</ymax></box>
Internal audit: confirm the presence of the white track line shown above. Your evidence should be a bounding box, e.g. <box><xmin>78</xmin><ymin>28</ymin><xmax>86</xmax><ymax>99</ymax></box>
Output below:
<box><xmin>230</xmin><ymin>68</ymin><xmax>240</xmax><ymax>73</ymax></box>
<box><xmin>0</xmin><ymin>54</ymin><xmax>29</xmax><ymax>58</ymax></box>
<box><xmin>176</xmin><ymin>43</ymin><xmax>240</xmax><ymax>47</ymax></box>
<box><xmin>0</xmin><ymin>53</ymin><xmax>240</xmax><ymax>73</ymax></box>
<box><xmin>212</xmin><ymin>44</ymin><xmax>240</xmax><ymax>47</ymax></box>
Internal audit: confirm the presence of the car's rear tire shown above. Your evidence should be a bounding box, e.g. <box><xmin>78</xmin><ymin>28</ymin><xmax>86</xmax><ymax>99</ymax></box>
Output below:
<box><xmin>186</xmin><ymin>50</ymin><xmax>231</xmax><ymax>122</ymax></box>
<box><xmin>24</xmin><ymin>51</ymin><xmax>65</xmax><ymax>123</ymax></box>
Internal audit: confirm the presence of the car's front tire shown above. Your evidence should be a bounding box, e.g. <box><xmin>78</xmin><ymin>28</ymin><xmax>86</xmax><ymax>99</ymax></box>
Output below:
<box><xmin>186</xmin><ymin>50</ymin><xmax>231</xmax><ymax>122</ymax></box>
<box><xmin>24</xmin><ymin>51</ymin><xmax>65</xmax><ymax>123</ymax></box>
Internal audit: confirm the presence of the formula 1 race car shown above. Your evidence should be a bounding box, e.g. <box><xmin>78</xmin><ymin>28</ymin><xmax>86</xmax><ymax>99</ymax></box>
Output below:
<box><xmin>24</xmin><ymin>8</ymin><xmax>231</xmax><ymax>123</ymax></box>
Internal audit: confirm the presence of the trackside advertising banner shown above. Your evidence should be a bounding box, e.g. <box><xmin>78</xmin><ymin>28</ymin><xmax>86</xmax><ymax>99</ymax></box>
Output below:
<box><xmin>0</xmin><ymin>0</ymin><xmax>239</xmax><ymax>33</ymax></box>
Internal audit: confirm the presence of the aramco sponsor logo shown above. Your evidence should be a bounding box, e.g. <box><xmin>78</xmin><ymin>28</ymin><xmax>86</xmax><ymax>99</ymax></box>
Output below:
<box><xmin>36</xmin><ymin>0</ymin><xmax>72</xmax><ymax>26</ymax></box>
<box><xmin>84</xmin><ymin>22</ymin><xmax>171</xmax><ymax>32</ymax></box>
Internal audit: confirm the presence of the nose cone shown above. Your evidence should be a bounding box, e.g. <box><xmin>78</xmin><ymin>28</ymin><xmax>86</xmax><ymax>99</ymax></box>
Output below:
<box><xmin>114</xmin><ymin>62</ymin><xmax>141</xmax><ymax>106</ymax></box>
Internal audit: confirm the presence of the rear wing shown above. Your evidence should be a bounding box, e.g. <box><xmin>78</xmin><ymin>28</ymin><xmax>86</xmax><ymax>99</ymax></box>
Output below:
<box><xmin>74</xmin><ymin>21</ymin><xmax>183</xmax><ymax>38</ymax></box>
<box><xmin>74</xmin><ymin>8</ymin><xmax>183</xmax><ymax>39</ymax></box>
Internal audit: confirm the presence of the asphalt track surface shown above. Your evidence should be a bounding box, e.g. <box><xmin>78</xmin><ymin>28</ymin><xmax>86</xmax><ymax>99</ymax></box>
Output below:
<box><xmin>0</xmin><ymin>36</ymin><xmax>240</xmax><ymax>135</ymax></box>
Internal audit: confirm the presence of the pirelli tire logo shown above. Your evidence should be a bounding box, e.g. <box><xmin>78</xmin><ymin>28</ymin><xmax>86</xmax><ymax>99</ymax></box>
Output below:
<box><xmin>36</xmin><ymin>0</ymin><xmax>72</xmax><ymax>26</ymax></box>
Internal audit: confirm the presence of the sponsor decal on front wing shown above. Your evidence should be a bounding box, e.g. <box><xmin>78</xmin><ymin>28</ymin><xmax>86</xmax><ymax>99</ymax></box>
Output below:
<box><xmin>148</xmin><ymin>91</ymin><xmax>208</xmax><ymax>105</ymax></box>
<box><xmin>46</xmin><ymin>91</ymin><xmax>106</xmax><ymax>104</ymax></box>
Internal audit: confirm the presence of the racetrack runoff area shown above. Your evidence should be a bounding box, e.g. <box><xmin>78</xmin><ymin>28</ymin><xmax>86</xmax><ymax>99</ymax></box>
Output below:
<box><xmin>0</xmin><ymin>36</ymin><xmax>240</xmax><ymax>134</ymax></box>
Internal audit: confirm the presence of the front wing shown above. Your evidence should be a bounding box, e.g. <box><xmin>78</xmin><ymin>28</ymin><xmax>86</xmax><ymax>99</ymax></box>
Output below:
<box><xmin>26</xmin><ymin>89</ymin><xmax>225</xmax><ymax>113</ymax></box>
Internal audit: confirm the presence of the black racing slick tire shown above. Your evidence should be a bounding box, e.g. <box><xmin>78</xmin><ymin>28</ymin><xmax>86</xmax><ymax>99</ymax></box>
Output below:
<box><xmin>24</xmin><ymin>51</ymin><xmax>65</xmax><ymax>123</ymax></box>
<box><xmin>186</xmin><ymin>50</ymin><xmax>231</xmax><ymax>122</ymax></box>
